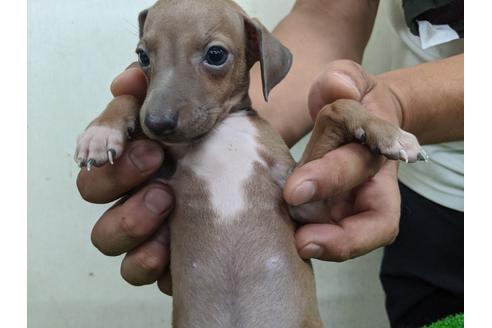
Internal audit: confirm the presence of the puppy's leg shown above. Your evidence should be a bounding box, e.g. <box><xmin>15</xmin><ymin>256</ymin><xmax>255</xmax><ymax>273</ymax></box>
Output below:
<box><xmin>299</xmin><ymin>99</ymin><xmax>427</xmax><ymax>166</ymax></box>
<box><xmin>75</xmin><ymin>95</ymin><xmax>141</xmax><ymax>169</ymax></box>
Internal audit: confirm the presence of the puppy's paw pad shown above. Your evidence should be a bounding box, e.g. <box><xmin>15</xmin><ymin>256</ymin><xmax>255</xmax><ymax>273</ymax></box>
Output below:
<box><xmin>75</xmin><ymin>126</ymin><xmax>126</xmax><ymax>169</ymax></box>
<box><xmin>378</xmin><ymin>129</ymin><xmax>426</xmax><ymax>163</ymax></box>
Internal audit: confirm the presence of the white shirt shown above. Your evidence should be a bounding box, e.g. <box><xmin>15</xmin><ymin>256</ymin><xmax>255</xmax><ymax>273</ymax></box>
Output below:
<box><xmin>382</xmin><ymin>0</ymin><xmax>464</xmax><ymax>211</ymax></box>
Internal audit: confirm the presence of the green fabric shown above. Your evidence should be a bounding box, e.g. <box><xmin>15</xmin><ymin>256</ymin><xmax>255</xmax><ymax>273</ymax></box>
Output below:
<box><xmin>424</xmin><ymin>313</ymin><xmax>464</xmax><ymax>328</ymax></box>
<box><xmin>402</xmin><ymin>0</ymin><xmax>464</xmax><ymax>37</ymax></box>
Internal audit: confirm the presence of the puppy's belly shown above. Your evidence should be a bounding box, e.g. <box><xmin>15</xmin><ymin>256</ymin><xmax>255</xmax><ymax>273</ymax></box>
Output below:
<box><xmin>169</xmin><ymin>167</ymin><xmax>318</xmax><ymax>327</ymax></box>
<box><xmin>170</xmin><ymin>199</ymin><xmax>310</xmax><ymax>328</ymax></box>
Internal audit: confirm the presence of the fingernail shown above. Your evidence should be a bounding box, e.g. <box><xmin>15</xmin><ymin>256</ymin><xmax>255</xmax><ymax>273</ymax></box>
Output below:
<box><xmin>332</xmin><ymin>72</ymin><xmax>361</xmax><ymax>99</ymax></box>
<box><xmin>129</xmin><ymin>143</ymin><xmax>164</xmax><ymax>172</ymax></box>
<box><xmin>145</xmin><ymin>188</ymin><xmax>173</xmax><ymax>215</ymax></box>
<box><xmin>299</xmin><ymin>243</ymin><xmax>322</xmax><ymax>259</ymax></box>
<box><xmin>291</xmin><ymin>181</ymin><xmax>316</xmax><ymax>206</ymax></box>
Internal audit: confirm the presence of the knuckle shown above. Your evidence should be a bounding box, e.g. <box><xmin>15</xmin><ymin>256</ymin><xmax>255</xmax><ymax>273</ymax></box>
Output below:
<box><xmin>325</xmin><ymin>239</ymin><xmax>353</xmax><ymax>262</ymax></box>
<box><xmin>134</xmin><ymin>250</ymin><xmax>163</xmax><ymax>275</ymax></box>
<box><xmin>120</xmin><ymin>215</ymin><xmax>148</xmax><ymax>240</ymax></box>
<box><xmin>331</xmin><ymin>244</ymin><xmax>352</xmax><ymax>262</ymax></box>
<box><xmin>328</xmin><ymin>165</ymin><xmax>346</xmax><ymax>196</ymax></box>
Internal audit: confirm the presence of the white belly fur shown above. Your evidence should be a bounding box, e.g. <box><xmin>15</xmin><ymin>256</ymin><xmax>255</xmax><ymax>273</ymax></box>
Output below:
<box><xmin>179</xmin><ymin>113</ymin><xmax>264</xmax><ymax>222</ymax></box>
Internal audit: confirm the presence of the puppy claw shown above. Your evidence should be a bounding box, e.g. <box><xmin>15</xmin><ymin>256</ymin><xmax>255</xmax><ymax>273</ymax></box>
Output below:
<box><xmin>399</xmin><ymin>149</ymin><xmax>409</xmax><ymax>163</ymax></box>
<box><xmin>77</xmin><ymin>159</ymin><xmax>86</xmax><ymax>168</ymax></box>
<box><xmin>126</xmin><ymin>126</ymin><xmax>135</xmax><ymax>139</ymax></box>
<box><xmin>417</xmin><ymin>150</ymin><xmax>429</xmax><ymax>162</ymax></box>
<box><xmin>108</xmin><ymin>149</ymin><xmax>116</xmax><ymax>165</ymax></box>
<box><xmin>355</xmin><ymin>128</ymin><xmax>367</xmax><ymax>144</ymax></box>
<box><xmin>87</xmin><ymin>159</ymin><xmax>95</xmax><ymax>172</ymax></box>
<box><xmin>75</xmin><ymin>125</ymin><xmax>127</xmax><ymax>170</ymax></box>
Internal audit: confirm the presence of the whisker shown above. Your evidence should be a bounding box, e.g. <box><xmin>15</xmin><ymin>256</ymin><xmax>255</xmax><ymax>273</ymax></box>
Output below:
<box><xmin>123</xmin><ymin>18</ymin><xmax>139</xmax><ymax>37</ymax></box>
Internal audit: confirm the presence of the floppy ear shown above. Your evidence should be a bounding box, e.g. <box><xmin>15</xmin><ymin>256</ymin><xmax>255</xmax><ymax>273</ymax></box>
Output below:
<box><xmin>138</xmin><ymin>9</ymin><xmax>149</xmax><ymax>39</ymax></box>
<box><xmin>244</xmin><ymin>17</ymin><xmax>293</xmax><ymax>102</ymax></box>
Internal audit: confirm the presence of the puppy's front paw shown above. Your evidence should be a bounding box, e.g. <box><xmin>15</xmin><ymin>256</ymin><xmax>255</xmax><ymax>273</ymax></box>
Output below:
<box><xmin>75</xmin><ymin>124</ymin><xmax>129</xmax><ymax>170</ymax></box>
<box><xmin>355</xmin><ymin>125</ymin><xmax>428</xmax><ymax>163</ymax></box>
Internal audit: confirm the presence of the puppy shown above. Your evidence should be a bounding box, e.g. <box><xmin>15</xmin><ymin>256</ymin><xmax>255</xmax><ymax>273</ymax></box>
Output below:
<box><xmin>75</xmin><ymin>1</ymin><xmax>425</xmax><ymax>327</ymax></box>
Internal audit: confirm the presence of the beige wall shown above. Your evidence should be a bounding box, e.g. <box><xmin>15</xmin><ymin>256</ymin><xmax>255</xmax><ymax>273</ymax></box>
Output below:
<box><xmin>28</xmin><ymin>1</ymin><xmax>391</xmax><ymax>327</ymax></box>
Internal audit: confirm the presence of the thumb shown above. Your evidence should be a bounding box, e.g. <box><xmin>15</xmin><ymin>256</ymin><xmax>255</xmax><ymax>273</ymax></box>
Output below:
<box><xmin>111</xmin><ymin>62</ymin><xmax>148</xmax><ymax>101</ymax></box>
<box><xmin>308</xmin><ymin>60</ymin><xmax>376</xmax><ymax>120</ymax></box>
<box><xmin>284</xmin><ymin>143</ymin><xmax>382</xmax><ymax>206</ymax></box>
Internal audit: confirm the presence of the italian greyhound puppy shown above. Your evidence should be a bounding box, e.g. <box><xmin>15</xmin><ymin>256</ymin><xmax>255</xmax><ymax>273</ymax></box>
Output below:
<box><xmin>75</xmin><ymin>0</ymin><xmax>426</xmax><ymax>327</ymax></box>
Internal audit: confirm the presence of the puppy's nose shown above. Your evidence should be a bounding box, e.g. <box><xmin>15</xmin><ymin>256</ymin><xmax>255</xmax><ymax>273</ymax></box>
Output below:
<box><xmin>145</xmin><ymin>112</ymin><xmax>178</xmax><ymax>135</ymax></box>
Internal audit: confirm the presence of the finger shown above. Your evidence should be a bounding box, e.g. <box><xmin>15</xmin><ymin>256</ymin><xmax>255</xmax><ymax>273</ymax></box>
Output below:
<box><xmin>289</xmin><ymin>195</ymin><xmax>354</xmax><ymax>224</ymax></box>
<box><xmin>77</xmin><ymin>140</ymin><xmax>164</xmax><ymax>204</ymax></box>
<box><xmin>295</xmin><ymin>211</ymin><xmax>398</xmax><ymax>262</ymax></box>
<box><xmin>296</xmin><ymin>205</ymin><xmax>400</xmax><ymax>261</ymax></box>
<box><xmin>121</xmin><ymin>224</ymin><xmax>170</xmax><ymax>286</ymax></box>
<box><xmin>157</xmin><ymin>269</ymin><xmax>173</xmax><ymax>296</ymax></box>
<box><xmin>111</xmin><ymin>63</ymin><xmax>148</xmax><ymax>101</ymax></box>
<box><xmin>91</xmin><ymin>182</ymin><xmax>174</xmax><ymax>256</ymax></box>
<box><xmin>295</xmin><ymin>170</ymin><xmax>400</xmax><ymax>261</ymax></box>
<box><xmin>308</xmin><ymin>59</ymin><xmax>376</xmax><ymax>119</ymax></box>
<box><xmin>284</xmin><ymin>143</ymin><xmax>383</xmax><ymax>206</ymax></box>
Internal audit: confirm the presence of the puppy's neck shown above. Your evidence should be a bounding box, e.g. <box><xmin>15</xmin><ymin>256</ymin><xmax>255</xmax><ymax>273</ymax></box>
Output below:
<box><xmin>163</xmin><ymin>100</ymin><xmax>256</xmax><ymax>160</ymax></box>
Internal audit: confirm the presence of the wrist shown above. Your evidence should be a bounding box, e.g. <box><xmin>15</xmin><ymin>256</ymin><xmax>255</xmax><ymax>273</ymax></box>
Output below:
<box><xmin>378</xmin><ymin>72</ymin><xmax>407</xmax><ymax>130</ymax></box>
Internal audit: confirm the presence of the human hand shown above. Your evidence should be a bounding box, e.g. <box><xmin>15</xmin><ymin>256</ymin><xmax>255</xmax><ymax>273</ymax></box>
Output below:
<box><xmin>77</xmin><ymin>64</ymin><xmax>173</xmax><ymax>294</ymax></box>
<box><xmin>284</xmin><ymin>60</ymin><xmax>404</xmax><ymax>261</ymax></box>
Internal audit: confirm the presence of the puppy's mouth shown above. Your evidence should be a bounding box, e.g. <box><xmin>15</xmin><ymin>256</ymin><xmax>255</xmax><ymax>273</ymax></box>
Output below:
<box><xmin>145</xmin><ymin>118</ymin><xmax>220</xmax><ymax>146</ymax></box>
<box><xmin>141</xmin><ymin>104</ymin><xmax>226</xmax><ymax>145</ymax></box>
<box><xmin>156</xmin><ymin>131</ymin><xmax>209</xmax><ymax>146</ymax></box>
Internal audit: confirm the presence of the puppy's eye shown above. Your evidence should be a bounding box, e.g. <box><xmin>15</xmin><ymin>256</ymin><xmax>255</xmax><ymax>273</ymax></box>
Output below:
<box><xmin>137</xmin><ymin>49</ymin><xmax>150</xmax><ymax>68</ymax></box>
<box><xmin>204</xmin><ymin>46</ymin><xmax>229</xmax><ymax>67</ymax></box>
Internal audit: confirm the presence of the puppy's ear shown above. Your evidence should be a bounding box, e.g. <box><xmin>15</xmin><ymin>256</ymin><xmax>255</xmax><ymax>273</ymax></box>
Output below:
<box><xmin>244</xmin><ymin>17</ymin><xmax>293</xmax><ymax>102</ymax></box>
<box><xmin>138</xmin><ymin>9</ymin><xmax>149</xmax><ymax>39</ymax></box>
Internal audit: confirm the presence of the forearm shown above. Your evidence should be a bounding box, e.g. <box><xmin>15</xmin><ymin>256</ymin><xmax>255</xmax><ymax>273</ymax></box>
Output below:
<box><xmin>250</xmin><ymin>0</ymin><xmax>380</xmax><ymax>146</ymax></box>
<box><xmin>380</xmin><ymin>54</ymin><xmax>464</xmax><ymax>145</ymax></box>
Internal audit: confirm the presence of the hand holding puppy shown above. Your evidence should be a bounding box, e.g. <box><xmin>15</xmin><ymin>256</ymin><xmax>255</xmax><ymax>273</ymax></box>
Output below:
<box><xmin>285</xmin><ymin>60</ymin><xmax>404</xmax><ymax>261</ymax></box>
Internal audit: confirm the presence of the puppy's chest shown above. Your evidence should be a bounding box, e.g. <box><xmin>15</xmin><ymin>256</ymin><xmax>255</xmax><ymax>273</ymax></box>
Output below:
<box><xmin>170</xmin><ymin>114</ymin><xmax>271</xmax><ymax>221</ymax></box>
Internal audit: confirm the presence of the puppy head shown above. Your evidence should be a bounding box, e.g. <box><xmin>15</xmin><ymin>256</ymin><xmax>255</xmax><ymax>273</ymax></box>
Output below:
<box><xmin>137</xmin><ymin>0</ymin><xmax>292</xmax><ymax>144</ymax></box>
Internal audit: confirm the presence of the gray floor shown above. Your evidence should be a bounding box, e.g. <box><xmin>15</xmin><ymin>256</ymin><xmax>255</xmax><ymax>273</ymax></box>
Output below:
<box><xmin>28</xmin><ymin>0</ymin><xmax>393</xmax><ymax>327</ymax></box>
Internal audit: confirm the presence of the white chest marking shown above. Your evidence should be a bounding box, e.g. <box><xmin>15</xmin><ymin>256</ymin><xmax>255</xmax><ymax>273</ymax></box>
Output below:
<box><xmin>181</xmin><ymin>115</ymin><xmax>264</xmax><ymax>222</ymax></box>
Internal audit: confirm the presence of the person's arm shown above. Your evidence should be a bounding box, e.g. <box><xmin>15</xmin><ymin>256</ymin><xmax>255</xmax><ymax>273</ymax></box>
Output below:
<box><xmin>380</xmin><ymin>54</ymin><xmax>464</xmax><ymax>144</ymax></box>
<box><xmin>249</xmin><ymin>0</ymin><xmax>380</xmax><ymax>146</ymax></box>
